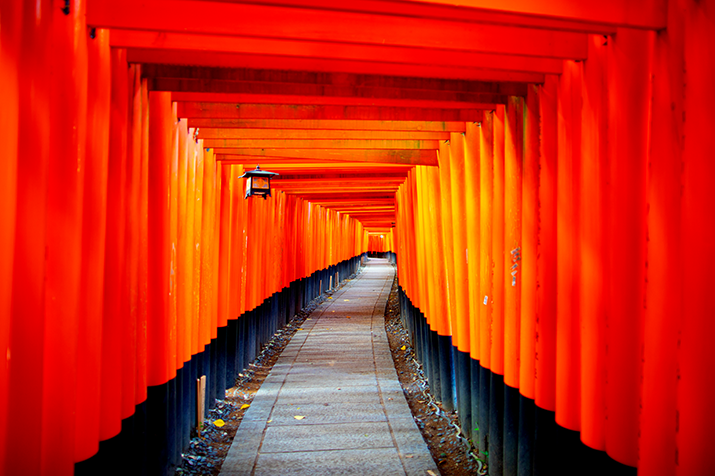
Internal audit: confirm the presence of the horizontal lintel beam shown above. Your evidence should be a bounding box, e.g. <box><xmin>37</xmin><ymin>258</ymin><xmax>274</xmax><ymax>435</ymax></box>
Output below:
<box><xmin>178</xmin><ymin>102</ymin><xmax>485</xmax><ymax>122</ymax></box>
<box><xmin>214</xmin><ymin>148</ymin><xmax>438</xmax><ymax>166</ymax></box>
<box><xmin>89</xmin><ymin>0</ymin><xmax>588</xmax><ymax>59</ymax></box>
<box><xmin>128</xmin><ymin>49</ymin><xmax>546</xmax><ymax>83</ymax></box>
<box><xmin>203</xmin><ymin>139</ymin><xmax>440</xmax><ymax>150</ymax></box>
<box><xmin>199</xmin><ymin>129</ymin><xmax>450</xmax><ymax>141</ymax></box>
<box><xmin>111</xmin><ymin>31</ymin><xmax>564</xmax><ymax>75</ymax></box>
<box><xmin>191</xmin><ymin>119</ymin><xmax>467</xmax><ymax>132</ymax></box>
<box><xmin>170</xmin><ymin>92</ymin><xmax>507</xmax><ymax>109</ymax></box>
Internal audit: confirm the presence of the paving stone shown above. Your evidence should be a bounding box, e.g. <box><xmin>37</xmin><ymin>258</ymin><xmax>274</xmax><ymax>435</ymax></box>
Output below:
<box><xmin>253</xmin><ymin>447</ymin><xmax>405</xmax><ymax>475</ymax></box>
<box><xmin>260</xmin><ymin>421</ymin><xmax>394</xmax><ymax>453</ymax></box>
<box><xmin>268</xmin><ymin>402</ymin><xmax>387</xmax><ymax>425</ymax></box>
<box><xmin>275</xmin><ymin>387</ymin><xmax>381</xmax><ymax>405</ymax></box>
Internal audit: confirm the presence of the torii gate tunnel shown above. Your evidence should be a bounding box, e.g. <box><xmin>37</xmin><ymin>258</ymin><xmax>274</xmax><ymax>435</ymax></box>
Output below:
<box><xmin>1</xmin><ymin>0</ymin><xmax>714</xmax><ymax>475</ymax></box>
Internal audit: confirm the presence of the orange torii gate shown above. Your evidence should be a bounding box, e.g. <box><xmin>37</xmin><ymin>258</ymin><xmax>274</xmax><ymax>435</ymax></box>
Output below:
<box><xmin>1</xmin><ymin>1</ymin><xmax>714</xmax><ymax>476</ymax></box>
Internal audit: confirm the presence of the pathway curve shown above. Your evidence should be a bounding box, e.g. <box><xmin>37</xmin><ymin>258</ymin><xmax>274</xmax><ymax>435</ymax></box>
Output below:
<box><xmin>219</xmin><ymin>258</ymin><xmax>439</xmax><ymax>475</ymax></box>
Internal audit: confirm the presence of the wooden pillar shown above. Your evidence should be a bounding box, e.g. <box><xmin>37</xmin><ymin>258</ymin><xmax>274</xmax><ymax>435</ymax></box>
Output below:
<box><xmin>75</xmin><ymin>27</ymin><xmax>111</xmax><ymax>463</ymax></box>
<box><xmin>491</xmin><ymin>105</ymin><xmax>506</xmax><ymax>377</ymax></box>
<box><xmin>147</xmin><ymin>90</ymin><xmax>173</xmax><ymax>386</ymax></box>
<box><xmin>504</xmin><ymin>96</ymin><xmax>523</xmax><ymax>391</ymax></box>
<box><xmin>555</xmin><ymin>60</ymin><xmax>582</xmax><ymax>433</ymax></box>
<box><xmin>42</xmin><ymin>0</ymin><xmax>89</xmax><ymax>472</ymax></box>
<box><xmin>535</xmin><ymin>75</ymin><xmax>558</xmax><ymax>413</ymax></box>
<box><xmin>605</xmin><ymin>28</ymin><xmax>652</xmax><ymax>467</ymax></box>
<box><xmin>6</xmin><ymin>1</ymin><xmax>52</xmax><ymax>473</ymax></box>
<box><xmin>579</xmin><ymin>35</ymin><xmax>608</xmax><ymax>451</ymax></box>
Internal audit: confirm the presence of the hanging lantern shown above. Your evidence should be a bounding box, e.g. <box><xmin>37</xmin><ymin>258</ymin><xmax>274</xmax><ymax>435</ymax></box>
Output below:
<box><xmin>239</xmin><ymin>165</ymin><xmax>279</xmax><ymax>199</ymax></box>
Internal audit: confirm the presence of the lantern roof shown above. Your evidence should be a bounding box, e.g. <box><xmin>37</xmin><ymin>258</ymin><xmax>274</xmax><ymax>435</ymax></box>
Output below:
<box><xmin>238</xmin><ymin>165</ymin><xmax>279</xmax><ymax>179</ymax></box>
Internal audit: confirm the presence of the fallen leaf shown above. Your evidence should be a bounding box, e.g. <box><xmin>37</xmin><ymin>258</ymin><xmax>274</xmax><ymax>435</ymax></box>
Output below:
<box><xmin>240</xmin><ymin>404</ymin><xmax>250</xmax><ymax>410</ymax></box>
<box><xmin>267</xmin><ymin>419</ymin><xmax>272</xmax><ymax>423</ymax></box>
<box><xmin>327</xmin><ymin>297</ymin><xmax>333</xmax><ymax>300</ymax></box>
<box><xmin>428</xmin><ymin>471</ymin><xmax>437</xmax><ymax>476</ymax></box>
<box><xmin>405</xmin><ymin>455</ymin><xmax>414</xmax><ymax>459</ymax></box>
<box><xmin>306</xmin><ymin>318</ymin><xmax>312</xmax><ymax>320</ymax></box>
<box><xmin>214</xmin><ymin>419</ymin><xmax>225</xmax><ymax>427</ymax></box>
<box><xmin>345</xmin><ymin>316</ymin><xmax>351</xmax><ymax>319</ymax></box>
<box><xmin>297</xmin><ymin>328</ymin><xmax>304</xmax><ymax>330</ymax></box>
<box><xmin>294</xmin><ymin>415</ymin><xmax>305</xmax><ymax>420</ymax></box>
<box><xmin>343</xmin><ymin>299</ymin><xmax>350</xmax><ymax>302</ymax></box>
<box><xmin>400</xmin><ymin>345</ymin><xmax>406</xmax><ymax>351</ymax></box>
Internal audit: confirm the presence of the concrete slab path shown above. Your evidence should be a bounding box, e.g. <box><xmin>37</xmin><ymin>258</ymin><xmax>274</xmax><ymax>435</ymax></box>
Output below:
<box><xmin>220</xmin><ymin>258</ymin><xmax>439</xmax><ymax>476</ymax></box>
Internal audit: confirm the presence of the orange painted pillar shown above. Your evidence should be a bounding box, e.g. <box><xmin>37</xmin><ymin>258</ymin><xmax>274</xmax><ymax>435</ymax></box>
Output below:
<box><xmin>555</xmin><ymin>60</ymin><xmax>582</xmax><ymax>432</ymax></box>
<box><xmin>605</xmin><ymin>28</ymin><xmax>652</xmax><ymax>467</ymax></box>
<box><xmin>422</xmin><ymin>167</ymin><xmax>440</xmax><ymax>331</ymax></box>
<box><xmin>239</xmin><ymin>166</ymin><xmax>251</xmax><ymax>315</ymax></box>
<box><xmin>490</xmin><ymin>105</ymin><xmax>505</xmax><ymax>376</ymax></box>
<box><xmin>520</xmin><ymin>87</ymin><xmax>539</xmax><ymax>400</ymax></box>
<box><xmin>245</xmin><ymin>193</ymin><xmax>259</xmax><ymax>310</ymax></box>
<box><xmin>677</xmin><ymin>3</ymin><xmax>715</xmax><ymax>474</ymax></box>
<box><xmin>217</xmin><ymin>164</ymin><xmax>233</xmax><ymax>326</ymax></box>
<box><xmin>176</xmin><ymin>117</ymin><xmax>191</xmax><ymax>365</ymax></box>
<box><xmin>136</xmin><ymin>75</ymin><xmax>150</xmax><ymax>405</ymax></box>
<box><xmin>199</xmin><ymin>147</ymin><xmax>216</xmax><ymax>345</ymax></box>
<box><xmin>432</xmin><ymin>161</ymin><xmax>452</xmax><ymax>336</ymax></box>
<box><xmin>6</xmin><ymin>1</ymin><xmax>51</xmax><ymax>472</ymax></box>
<box><xmin>42</xmin><ymin>0</ymin><xmax>88</xmax><ymax>471</ymax></box>
<box><xmin>120</xmin><ymin>65</ymin><xmax>142</xmax><ymax>419</ymax></box>
<box><xmin>168</xmin><ymin>104</ymin><xmax>179</xmax><ymax>372</ymax></box>
<box><xmin>639</xmin><ymin>18</ymin><xmax>684</xmax><ymax>476</ymax></box>
<box><xmin>463</xmin><ymin>124</ymin><xmax>481</xmax><ymax>361</ymax></box>
<box><xmin>75</xmin><ymin>28</ymin><xmax>111</xmax><ymax>463</ymax></box>
<box><xmin>449</xmin><ymin>132</ymin><xmax>471</xmax><ymax>354</ymax></box>
<box><xmin>181</xmin><ymin>129</ymin><xmax>197</xmax><ymax>360</ymax></box>
<box><xmin>228</xmin><ymin>165</ymin><xmax>241</xmax><ymax>318</ymax></box>
<box><xmin>437</xmin><ymin>142</ymin><xmax>456</xmax><ymax>338</ymax></box>
<box><xmin>206</xmin><ymin>149</ymin><xmax>219</xmax><ymax>340</ymax></box>
<box><xmin>191</xmin><ymin>142</ymin><xmax>204</xmax><ymax>352</ymax></box>
<box><xmin>535</xmin><ymin>76</ymin><xmax>558</xmax><ymax>412</ymax></box>
<box><xmin>413</xmin><ymin>168</ymin><xmax>429</xmax><ymax>315</ymax></box>
<box><xmin>503</xmin><ymin>96</ymin><xmax>523</xmax><ymax>389</ymax></box>
<box><xmin>147</xmin><ymin>90</ymin><xmax>173</xmax><ymax>386</ymax></box>
<box><xmin>478</xmin><ymin>114</ymin><xmax>494</xmax><ymax>369</ymax></box>
<box><xmin>0</xmin><ymin>0</ymin><xmax>20</xmax><ymax>465</ymax></box>
<box><xmin>578</xmin><ymin>35</ymin><xmax>608</xmax><ymax>450</ymax></box>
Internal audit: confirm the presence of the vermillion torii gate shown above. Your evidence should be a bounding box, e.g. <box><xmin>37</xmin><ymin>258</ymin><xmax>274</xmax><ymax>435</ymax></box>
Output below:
<box><xmin>1</xmin><ymin>0</ymin><xmax>713</xmax><ymax>475</ymax></box>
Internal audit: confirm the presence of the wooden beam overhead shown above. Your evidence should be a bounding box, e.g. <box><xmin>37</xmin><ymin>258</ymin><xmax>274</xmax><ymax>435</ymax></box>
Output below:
<box><xmin>144</xmin><ymin>67</ymin><xmax>528</xmax><ymax>95</ymax></box>
<box><xmin>88</xmin><ymin>0</ymin><xmax>589</xmax><ymax>59</ymax></box>
<box><xmin>213</xmin><ymin>148</ymin><xmax>438</xmax><ymax>166</ymax></box>
<box><xmin>190</xmin><ymin>119</ymin><xmax>467</xmax><ymax>132</ymax></box>
<box><xmin>111</xmin><ymin>31</ymin><xmax>565</xmax><ymax>75</ymax></box>
<box><xmin>222</xmin><ymin>0</ymin><xmax>662</xmax><ymax>30</ymax></box>
<box><xmin>398</xmin><ymin>0</ymin><xmax>666</xmax><ymax>30</ymax></box>
<box><xmin>274</xmin><ymin>173</ymin><xmax>407</xmax><ymax>181</ymax></box>
<box><xmin>178</xmin><ymin>102</ymin><xmax>485</xmax><ymax>122</ymax></box>
<box><xmin>172</xmin><ymin>92</ymin><xmax>505</xmax><ymax>109</ymax></box>
<box><xmin>198</xmin><ymin>129</ymin><xmax>451</xmax><ymax>141</ymax></box>
<box><xmin>300</xmin><ymin>192</ymin><xmax>395</xmax><ymax>201</ymax></box>
<box><xmin>204</xmin><ymin>139</ymin><xmax>440</xmax><ymax>150</ymax></box>
<box><xmin>274</xmin><ymin>183</ymin><xmax>401</xmax><ymax>190</ymax></box>
<box><xmin>129</xmin><ymin>49</ymin><xmax>546</xmax><ymax>83</ymax></box>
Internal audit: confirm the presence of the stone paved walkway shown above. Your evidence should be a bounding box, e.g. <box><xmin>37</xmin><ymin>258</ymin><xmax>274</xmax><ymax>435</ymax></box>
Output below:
<box><xmin>219</xmin><ymin>258</ymin><xmax>439</xmax><ymax>476</ymax></box>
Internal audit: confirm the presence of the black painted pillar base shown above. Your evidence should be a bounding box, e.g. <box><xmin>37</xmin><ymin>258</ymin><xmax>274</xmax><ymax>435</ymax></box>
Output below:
<box><xmin>454</xmin><ymin>347</ymin><xmax>472</xmax><ymax>439</ymax></box>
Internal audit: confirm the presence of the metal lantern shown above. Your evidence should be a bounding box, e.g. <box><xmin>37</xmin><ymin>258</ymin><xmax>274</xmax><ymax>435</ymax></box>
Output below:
<box><xmin>239</xmin><ymin>165</ymin><xmax>279</xmax><ymax>199</ymax></box>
